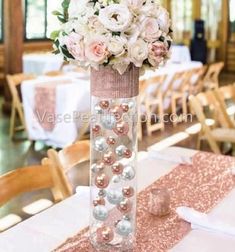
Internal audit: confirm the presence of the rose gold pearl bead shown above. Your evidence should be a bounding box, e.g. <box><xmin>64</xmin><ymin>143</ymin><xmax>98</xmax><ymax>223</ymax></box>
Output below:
<box><xmin>123</xmin><ymin>149</ymin><xmax>132</xmax><ymax>158</ymax></box>
<box><xmin>110</xmin><ymin>106</ymin><xmax>123</xmax><ymax>121</ymax></box>
<box><xmin>96</xmin><ymin>226</ymin><xmax>114</xmax><ymax>244</ymax></box>
<box><xmin>103</xmin><ymin>151</ymin><xmax>115</xmax><ymax>165</ymax></box>
<box><xmin>93</xmin><ymin>197</ymin><xmax>105</xmax><ymax>207</ymax></box>
<box><xmin>117</xmin><ymin>199</ymin><xmax>132</xmax><ymax>214</ymax></box>
<box><xmin>92</xmin><ymin>124</ymin><xmax>101</xmax><ymax>134</ymax></box>
<box><xmin>113</xmin><ymin>121</ymin><xmax>129</xmax><ymax>136</ymax></box>
<box><xmin>106</xmin><ymin>136</ymin><xmax>116</xmax><ymax>145</ymax></box>
<box><xmin>99</xmin><ymin>100</ymin><xmax>109</xmax><ymax>110</ymax></box>
<box><xmin>120</xmin><ymin>103</ymin><xmax>129</xmax><ymax>113</ymax></box>
<box><xmin>111</xmin><ymin>162</ymin><xmax>124</xmax><ymax>175</ymax></box>
<box><xmin>122</xmin><ymin>186</ymin><xmax>134</xmax><ymax>198</ymax></box>
<box><xmin>95</xmin><ymin>173</ymin><xmax>109</xmax><ymax>189</ymax></box>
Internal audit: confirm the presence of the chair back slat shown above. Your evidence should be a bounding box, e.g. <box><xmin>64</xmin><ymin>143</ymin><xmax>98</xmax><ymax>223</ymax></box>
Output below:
<box><xmin>163</xmin><ymin>71</ymin><xmax>187</xmax><ymax>98</ymax></box>
<box><xmin>0</xmin><ymin>157</ymin><xmax>72</xmax><ymax>206</ymax></box>
<box><xmin>0</xmin><ymin>164</ymin><xmax>53</xmax><ymax>206</ymax></box>
<box><xmin>203</xmin><ymin>62</ymin><xmax>224</xmax><ymax>90</ymax></box>
<box><xmin>189</xmin><ymin>95</ymin><xmax>220</xmax><ymax>154</ymax></box>
<box><xmin>47</xmin><ymin>140</ymin><xmax>90</xmax><ymax>189</ymax></box>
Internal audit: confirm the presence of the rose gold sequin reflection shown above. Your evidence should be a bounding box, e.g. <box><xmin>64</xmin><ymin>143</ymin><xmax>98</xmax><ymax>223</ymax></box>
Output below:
<box><xmin>55</xmin><ymin>152</ymin><xmax>235</xmax><ymax>252</ymax></box>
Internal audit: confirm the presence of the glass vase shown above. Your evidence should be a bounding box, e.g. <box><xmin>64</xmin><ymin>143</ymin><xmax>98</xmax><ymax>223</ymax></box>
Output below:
<box><xmin>89</xmin><ymin>65</ymin><xmax>139</xmax><ymax>251</ymax></box>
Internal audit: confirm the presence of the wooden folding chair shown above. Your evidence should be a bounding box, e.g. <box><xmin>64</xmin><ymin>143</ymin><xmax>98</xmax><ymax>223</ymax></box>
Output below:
<box><xmin>0</xmin><ymin>158</ymin><xmax>70</xmax><ymax>207</ymax></box>
<box><xmin>139</xmin><ymin>75</ymin><xmax>167</xmax><ymax>137</ymax></box>
<box><xmin>47</xmin><ymin>140</ymin><xmax>90</xmax><ymax>193</ymax></box>
<box><xmin>7</xmin><ymin>73</ymin><xmax>36</xmax><ymax>139</ymax></box>
<box><xmin>164</xmin><ymin>71</ymin><xmax>190</xmax><ymax>126</ymax></box>
<box><xmin>202</xmin><ymin>62</ymin><xmax>224</xmax><ymax>90</ymax></box>
<box><xmin>189</xmin><ymin>66</ymin><xmax>208</xmax><ymax>95</ymax></box>
<box><xmin>213</xmin><ymin>85</ymin><xmax>235</xmax><ymax>128</ymax></box>
<box><xmin>189</xmin><ymin>95</ymin><xmax>235</xmax><ymax>154</ymax></box>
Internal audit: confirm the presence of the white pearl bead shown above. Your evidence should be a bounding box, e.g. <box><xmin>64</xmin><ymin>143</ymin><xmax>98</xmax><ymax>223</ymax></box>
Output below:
<box><xmin>116</xmin><ymin>219</ymin><xmax>133</xmax><ymax>236</ymax></box>
<box><xmin>101</xmin><ymin>114</ymin><xmax>116</xmax><ymax>130</ymax></box>
<box><xmin>115</xmin><ymin>145</ymin><xmax>126</xmax><ymax>157</ymax></box>
<box><xmin>93</xmin><ymin>205</ymin><xmax>108</xmax><ymax>221</ymax></box>
<box><xmin>122</xmin><ymin>166</ymin><xmax>135</xmax><ymax>180</ymax></box>
<box><xmin>93</xmin><ymin>136</ymin><xmax>108</xmax><ymax>152</ymax></box>
<box><xmin>107</xmin><ymin>189</ymin><xmax>123</xmax><ymax>205</ymax></box>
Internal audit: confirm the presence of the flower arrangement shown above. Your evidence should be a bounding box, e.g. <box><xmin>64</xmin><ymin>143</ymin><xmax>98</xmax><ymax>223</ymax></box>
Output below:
<box><xmin>52</xmin><ymin>0</ymin><xmax>172</xmax><ymax>74</ymax></box>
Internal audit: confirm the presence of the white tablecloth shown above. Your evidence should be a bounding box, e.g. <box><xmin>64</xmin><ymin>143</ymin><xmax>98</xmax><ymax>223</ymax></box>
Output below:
<box><xmin>168</xmin><ymin>45</ymin><xmax>191</xmax><ymax>63</ymax></box>
<box><xmin>21</xmin><ymin>76</ymin><xmax>90</xmax><ymax>147</ymax></box>
<box><xmin>23</xmin><ymin>54</ymin><xmax>64</xmax><ymax>75</ymax></box>
<box><xmin>1</xmin><ymin>147</ymin><xmax>235</xmax><ymax>252</ymax></box>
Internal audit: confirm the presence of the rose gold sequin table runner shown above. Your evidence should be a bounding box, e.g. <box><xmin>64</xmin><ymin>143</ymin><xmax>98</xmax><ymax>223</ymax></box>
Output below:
<box><xmin>34</xmin><ymin>79</ymin><xmax>72</xmax><ymax>131</ymax></box>
<box><xmin>55</xmin><ymin>152</ymin><xmax>235</xmax><ymax>252</ymax></box>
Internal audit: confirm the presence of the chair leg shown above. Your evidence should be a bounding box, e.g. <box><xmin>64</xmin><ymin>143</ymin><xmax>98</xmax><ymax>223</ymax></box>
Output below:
<box><xmin>182</xmin><ymin>94</ymin><xmax>187</xmax><ymax>115</ymax></box>
<box><xmin>17</xmin><ymin>106</ymin><xmax>26</xmax><ymax>130</ymax></box>
<box><xmin>158</xmin><ymin>98</ymin><xmax>165</xmax><ymax>131</ymax></box>
<box><xmin>171</xmin><ymin>96</ymin><xmax>177</xmax><ymax>127</ymax></box>
<box><xmin>9</xmin><ymin>106</ymin><xmax>16</xmax><ymax>139</ymax></box>
<box><xmin>196</xmin><ymin>133</ymin><xmax>201</xmax><ymax>150</ymax></box>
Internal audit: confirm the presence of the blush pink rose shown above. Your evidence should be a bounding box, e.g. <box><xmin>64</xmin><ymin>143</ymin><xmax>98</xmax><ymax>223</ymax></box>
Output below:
<box><xmin>141</xmin><ymin>18</ymin><xmax>162</xmax><ymax>42</ymax></box>
<box><xmin>148</xmin><ymin>41</ymin><xmax>168</xmax><ymax>67</ymax></box>
<box><xmin>65</xmin><ymin>32</ymin><xmax>85</xmax><ymax>61</ymax></box>
<box><xmin>85</xmin><ymin>39</ymin><xmax>108</xmax><ymax>63</ymax></box>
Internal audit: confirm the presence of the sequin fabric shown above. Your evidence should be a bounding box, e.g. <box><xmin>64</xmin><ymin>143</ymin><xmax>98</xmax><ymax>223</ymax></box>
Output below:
<box><xmin>55</xmin><ymin>152</ymin><xmax>235</xmax><ymax>252</ymax></box>
<box><xmin>34</xmin><ymin>79</ymin><xmax>72</xmax><ymax>131</ymax></box>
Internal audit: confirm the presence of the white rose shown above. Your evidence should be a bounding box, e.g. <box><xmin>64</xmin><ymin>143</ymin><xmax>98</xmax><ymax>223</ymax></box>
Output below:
<box><xmin>64</xmin><ymin>32</ymin><xmax>85</xmax><ymax>61</ymax></box>
<box><xmin>110</xmin><ymin>55</ymin><xmax>130</xmax><ymax>75</ymax></box>
<box><xmin>98</xmin><ymin>4</ymin><xmax>132</xmax><ymax>32</ymax></box>
<box><xmin>121</xmin><ymin>0</ymin><xmax>145</xmax><ymax>11</ymax></box>
<box><xmin>157</xmin><ymin>7</ymin><xmax>171</xmax><ymax>33</ymax></box>
<box><xmin>122</xmin><ymin>23</ymin><xmax>140</xmax><ymax>44</ymax></box>
<box><xmin>141</xmin><ymin>0</ymin><xmax>161</xmax><ymax>17</ymax></box>
<box><xmin>108</xmin><ymin>36</ymin><xmax>127</xmax><ymax>56</ymax></box>
<box><xmin>128</xmin><ymin>39</ymin><xmax>148</xmax><ymax>67</ymax></box>
<box><xmin>141</xmin><ymin>17</ymin><xmax>162</xmax><ymax>42</ymax></box>
<box><xmin>68</xmin><ymin>0</ymin><xmax>89</xmax><ymax>18</ymax></box>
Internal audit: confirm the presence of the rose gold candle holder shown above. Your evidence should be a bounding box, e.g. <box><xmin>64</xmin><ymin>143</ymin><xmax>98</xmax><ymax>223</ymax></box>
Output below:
<box><xmin>148</xmin><ymin>188</ymin><xmax>170</xmax><ymax>217</ymax></box>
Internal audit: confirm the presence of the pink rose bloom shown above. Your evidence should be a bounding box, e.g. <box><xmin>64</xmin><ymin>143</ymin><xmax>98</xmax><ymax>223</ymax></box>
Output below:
<box><xmin>65</xmin><ymin>32</ymin><xmax>85</xmax><ymax>61</ymax></box>
<box><xmin>141</xmin><ymin>18</ymin><xmax>162</xmax><ymax>42</ymax></box>
<box><xmin>85</xmin><ymin>39</ymin><xmax>108</xmax><ymax>63</ymax></box>
<box><xmin>148</xmin><ymin>41</ymin><xmax>168</xmax><ymax>67</ymax></box>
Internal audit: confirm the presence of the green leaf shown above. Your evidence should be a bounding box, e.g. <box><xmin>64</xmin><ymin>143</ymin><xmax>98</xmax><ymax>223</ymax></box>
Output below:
<box><xmin>61</xmin><ymin>45</ymin><xmax>75</xmax><ymax>60</ymax></box>
<box><xmin>54</xmin><ymin>39</ymin><xmax>60</xmax><ymax>47</ymax></box>
<box><xmin>50</xmin><ymin>30</ymin><xmax>60</xmax><ymax>40</ymax></box>
<box><xmin>53</xmin><ymin>49</ymin><xmax>61</xmax><ymax>55</ymax></box>
<box><xmin>112</xmin><ymin>32</ymin><xmax>121</xmax><ymax>36</ymax></box>
<box><xmin>62</xmin><ymin>0</ymin><xmax>71</xmax><ymax>9</ymax></box>
<box><xmin>57</xmin><ymin>16</ymin><xmax>67</xmax><ymax>23</ymax></box>
<box><xmin>167</xmin><ymin>40</ymin><xmax>172</xmax><ymax>49</ymax></box>
<box><xmin>52</xmin><ymin>10</ymin><xmax>62</xmax><ymax>16</ymax></box>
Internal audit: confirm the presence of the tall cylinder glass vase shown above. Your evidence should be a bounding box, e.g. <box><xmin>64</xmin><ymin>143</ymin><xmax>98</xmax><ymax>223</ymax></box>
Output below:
<box><xmin>89</xmin><ymin>65</ymin><xmax>139</xmax><ymax>251</ymax></box>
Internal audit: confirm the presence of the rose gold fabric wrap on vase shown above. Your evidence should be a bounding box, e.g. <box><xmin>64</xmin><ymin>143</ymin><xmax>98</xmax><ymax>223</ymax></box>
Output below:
<box><xmin>90</xmin><ymin>64</ymin><xmax>139</xmax><ymax>98</ymax></box>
